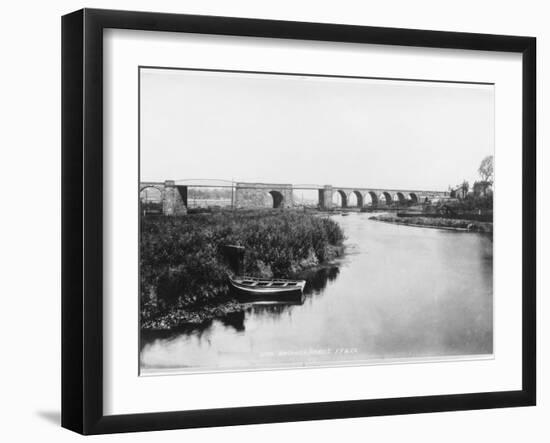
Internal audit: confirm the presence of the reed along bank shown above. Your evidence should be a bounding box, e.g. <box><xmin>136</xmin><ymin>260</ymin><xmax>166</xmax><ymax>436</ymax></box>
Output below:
<box><xmin>140</xmin><ymin>210</ymin><xmax>344</xmax><ymax>329</ymax></box>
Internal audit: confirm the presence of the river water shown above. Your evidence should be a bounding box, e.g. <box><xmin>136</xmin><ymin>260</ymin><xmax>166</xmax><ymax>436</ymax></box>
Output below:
<box><xmin>140</xmin><ymin>213</ymin><xmax>493</xmax><ymax>374</ymax></box>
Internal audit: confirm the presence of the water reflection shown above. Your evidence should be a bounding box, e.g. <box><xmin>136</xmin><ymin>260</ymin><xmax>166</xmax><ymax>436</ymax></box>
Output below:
<box><xmin>141</xmin><ymin>213</ymin><xmax>493</xmax><ymax>372</ymax></box>
<box><xmin>142</xmin><ymin>264</ymin><xmax>344</xmax><ymax>345</ymax></box>
<box><xmin>141</xmin><ymin>321</ymin><xmax>215</xmax><ymax>348</ymax></box>
<box><xmin>220</xmin><ymin>310</ymin><xmax>245</xmax><ymax>332</ymax></box>
<box><xmin>302</xmin><ymin>266</ymin><xmax>340</xmax><ymax>295</ymax></box>
<box><xmin>237</xmin><ymin>266</ymin><xmax>342</xmax><ymax>321</ymax></box>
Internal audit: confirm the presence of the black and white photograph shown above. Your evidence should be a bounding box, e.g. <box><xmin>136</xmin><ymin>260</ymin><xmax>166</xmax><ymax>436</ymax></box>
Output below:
<box><xmin>139</xmin><ymin>67</ymin><xmax>494</xmax><ymax>374</ymax></box>
<box><xmin>1</xmin><ymin>0</ymin><xmax>545</xmax><ymax>438</ymax></box>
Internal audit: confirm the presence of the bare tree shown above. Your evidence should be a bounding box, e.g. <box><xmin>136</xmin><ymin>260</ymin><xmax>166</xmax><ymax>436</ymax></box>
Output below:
<box><xmin>478</xmin><ymin>155</ymin><xmax>494</xmax><ymax>184</ymax></box>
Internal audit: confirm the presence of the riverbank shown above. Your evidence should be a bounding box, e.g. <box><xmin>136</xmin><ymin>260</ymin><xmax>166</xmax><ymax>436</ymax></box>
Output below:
<box><xmin>141</xmin><ymin>211</ymin><xmax>344</xmax><ymax>329</ymax></box>
<box><xmin>369</xmin><ymin>213</ymin><xmax>493</xmax><ymax>233</ymax></box>
<box><xmin>141</xmin><ymin>300</ymin><xmax>254</xmax><ymax>329</ymax></box>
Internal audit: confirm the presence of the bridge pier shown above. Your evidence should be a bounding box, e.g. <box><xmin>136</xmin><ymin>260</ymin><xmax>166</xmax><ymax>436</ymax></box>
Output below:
<box><xmin>318</xmin><ymin>185</ymin><xmax>333</xmax><ymax>210</ymax></box>
<box><xmin>162</xmin><ymin>180</ymin><xmax>187</xmax><ymax>215</ymax></box>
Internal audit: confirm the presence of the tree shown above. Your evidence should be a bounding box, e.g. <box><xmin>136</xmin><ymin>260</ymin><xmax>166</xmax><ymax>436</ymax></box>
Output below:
<box><xmin>461</xmin><ymin>180</ymin><xmax>470</xmax><ymax>198</ymax></box>
<box><xmin>473</xmin><ymin>180</ymin><xmax>491</xmax><ymax>197</ymax></box>
<box><xmin>478</xmin><ymin>155</ymin><xmax>494</xmax><ymax>184</ymax></box>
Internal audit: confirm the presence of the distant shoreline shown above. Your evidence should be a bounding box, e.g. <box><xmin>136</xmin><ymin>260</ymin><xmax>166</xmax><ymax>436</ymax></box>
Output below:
<box><xmin>369</xmin><ymin>213</ymin><xmax>493</xmax><ymax>233</ymax></box>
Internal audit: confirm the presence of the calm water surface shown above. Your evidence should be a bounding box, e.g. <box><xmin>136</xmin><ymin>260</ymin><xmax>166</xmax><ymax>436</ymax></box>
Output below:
<box><xmin>141</xmin><ymin>213</ymin><xmax>493</xmax><ymax>373</ymax></box>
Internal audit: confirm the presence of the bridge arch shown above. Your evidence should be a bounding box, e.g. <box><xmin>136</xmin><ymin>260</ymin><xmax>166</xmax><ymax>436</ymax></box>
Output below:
<box><xmin>362</xmin><ymin>192</ymin><xmax>373</xmax><ymax>207</ymax></box>
<box><xmin>268</xmin><ymin>190</ymin><xmax>284</xmax><ymax>208</ymax></box>
<box><xmin>380</xmin><ymin>192</ymin><xmax>392</xmax><ymax>206</ymax></box>
<box><xmin>367</xmin><ymin>191</ymin><xmax>378</xmax><ymax>207</ymax></box>
<box><xmin>140</xmin><ymin>183</ymin><xmax>164</xmax><ymax>194</ymax></box>
<box><xmin>333</xmin><ymin>190</ymin><xmax>348</xmax><ymax>208</ymax></box>
<box><xmin>139</xmin><ymin>185</ymin><xmax>163</xmax><ymax>199</ymax></box>
<box><xmin>396</xmin><ymin>192</ymin><xmax>406</xmax><ymax>205</ymax></box>
<box><xmin>409</xmin><ymin>193</ymin><xmax>418</xmax><ymax>203</ymax></box>
<box><xmin>140</xmin><ymin>186</ymin><xmax>163</xmax><ymax>215</ymax></box>
<box><xmin>351</xmin><ymin>191</ymin><xmax>363</xmax><ymax>208</ymax></box>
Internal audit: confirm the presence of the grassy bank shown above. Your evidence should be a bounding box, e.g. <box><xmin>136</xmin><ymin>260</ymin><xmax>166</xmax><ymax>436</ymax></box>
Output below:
<box><xmin>369</xmin><ymin>213</ymin><xmax>493</xmax><ymax>233</ymax></box>
<box><xmin>141</xmin><ymin>211</ymin><xmax>344</xmax><ymax>328</ymax></box>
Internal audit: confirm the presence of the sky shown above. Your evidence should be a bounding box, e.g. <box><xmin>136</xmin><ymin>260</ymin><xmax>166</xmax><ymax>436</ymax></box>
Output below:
<box><xmin>140</xmin><ymin>68</ymin><xmax>494</xmax><ymax>191</ymax></box>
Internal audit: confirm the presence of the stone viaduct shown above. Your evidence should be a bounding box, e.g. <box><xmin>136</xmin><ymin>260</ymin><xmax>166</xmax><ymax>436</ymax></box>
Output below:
<box><xmin>139</xmin><ymin>180</ymin><xmax>449</xmax><ymax>216</ymax></box>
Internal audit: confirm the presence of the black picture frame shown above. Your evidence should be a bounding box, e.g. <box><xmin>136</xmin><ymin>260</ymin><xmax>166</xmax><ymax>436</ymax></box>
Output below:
<box><xmin>62</xmin><ymin>8</ymin><xmax>536</xmax><ymax>435</ymax></box>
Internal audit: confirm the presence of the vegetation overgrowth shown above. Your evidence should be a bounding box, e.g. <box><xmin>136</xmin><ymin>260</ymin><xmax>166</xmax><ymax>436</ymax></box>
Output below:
<box><xmin>140</xmin><ymin>210</ymin><xmax>344</xmax><ymax>326</ymax></box>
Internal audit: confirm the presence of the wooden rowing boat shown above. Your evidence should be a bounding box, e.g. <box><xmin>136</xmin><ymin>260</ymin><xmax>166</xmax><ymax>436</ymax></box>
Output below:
<box><xmin>228</xmin><ymin>275</ymin><xmax>306</xmax><ymax>302</ymax></box>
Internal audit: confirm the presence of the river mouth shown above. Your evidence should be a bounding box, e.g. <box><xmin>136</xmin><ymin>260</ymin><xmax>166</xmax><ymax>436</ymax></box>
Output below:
<box><xmin>140</xmin><ymin>212</ymin><xmax>493</xmax><ymax>374</ymax></box>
